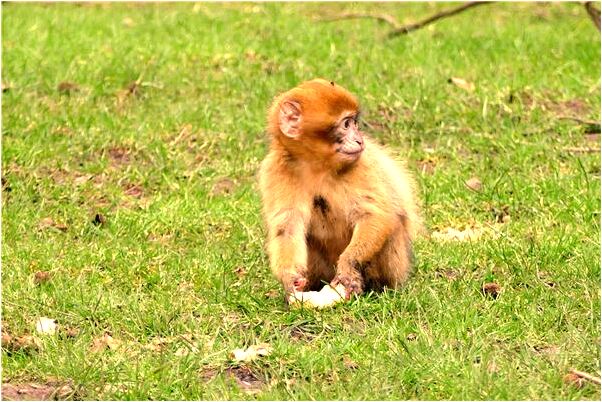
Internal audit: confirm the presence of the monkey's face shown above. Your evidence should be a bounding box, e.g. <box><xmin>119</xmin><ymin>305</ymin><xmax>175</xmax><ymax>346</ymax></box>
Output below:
<box><xmin>330</xmin><ymin>112</ymin><xmax>365</xmax><ymax>163</ymax></box>
<box><xmin>272</xmin><ymin>79</ymin><xmax>364</xmax><ymax>168</ymax></box>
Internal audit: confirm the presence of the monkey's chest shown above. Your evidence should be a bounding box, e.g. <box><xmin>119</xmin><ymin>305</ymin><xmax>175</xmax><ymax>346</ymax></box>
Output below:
<box><xmin>308</xmin><ymin>194</ymin><xmax>352</xmax><ymax>260</ymax></box>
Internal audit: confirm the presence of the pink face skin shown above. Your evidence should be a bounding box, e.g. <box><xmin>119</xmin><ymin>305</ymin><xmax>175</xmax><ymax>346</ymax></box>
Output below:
<box><xmin>333</xmin><ymin>112</ymin><xmax>364</xmax><ymax>162</ymax></box>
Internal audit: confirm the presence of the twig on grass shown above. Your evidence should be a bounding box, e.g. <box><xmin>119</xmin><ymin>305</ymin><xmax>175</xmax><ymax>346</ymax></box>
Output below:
<box><xmin>562</xmin><ymin>146</ymin><xmax>600</xmax><ymax>154</ymax></box>
<box><xmin>387</xmin><ymin>1</ymin><xmax>494</xmax><ymax>38</ymax></box>
<box><xmin>318</xmin><ymin>2</ymin><xmax>494</xmax><ymax>38</ymax></box>
<box><xmin>570</xmin><ymin>369</ymin><xmax>602</xmax><ymax>385</ymax></box>
<box><xmin>584</xmin><ymin>2</ymin><xmax>601</xmax><ymax>31</ymax></box>
<box><xmin>557</xmin><ymin>115</ymin><xmax>601</xmax><ymax>128</ymax></box>
<box><xmin>320</xmin><ymin>12</ymin><xmax>400</xmax><ymax>29</ymax></box>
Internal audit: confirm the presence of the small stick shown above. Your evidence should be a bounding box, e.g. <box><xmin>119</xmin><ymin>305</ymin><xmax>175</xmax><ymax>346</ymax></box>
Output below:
<box><xmin>570</xmin><ymin>369</ymin><xmax>602</xmax><ymax>385</ymax></box>
<box><xmin>387</xmin><ymin>1</ymin><xmax>494</xmax><ymax>38</ymax></box>
<box><xmin>562</xmin><ymin>146</ymin><xmax>600</xmax><ymax>153</ymax></box>
<box><xmin>320</xmin><ymin>12</ymin><xmax>400</xmax><ymax>29</ymax></box>
<box><xmin>585</xmin><ymin>2</ymin><xmax>601</xmax><ymax>31</ymax></box>
<box><xmin>557</xmin><ymin>115</ymin><xmax>600</xmax><ymax>127</ymax></box>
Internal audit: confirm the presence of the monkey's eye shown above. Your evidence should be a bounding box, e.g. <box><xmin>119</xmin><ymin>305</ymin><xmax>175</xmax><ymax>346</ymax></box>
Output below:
<box><xmin>343</xmin><ymin>118</ymin><xmax>352</xmax><ymax>130</ymax></box>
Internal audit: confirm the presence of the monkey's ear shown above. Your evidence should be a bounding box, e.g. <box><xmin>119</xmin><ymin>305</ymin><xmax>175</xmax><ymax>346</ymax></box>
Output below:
<box><xmin>279</xmin><ymin>101</ymin><xmax>302</xmax><ymax>138</ymax></box>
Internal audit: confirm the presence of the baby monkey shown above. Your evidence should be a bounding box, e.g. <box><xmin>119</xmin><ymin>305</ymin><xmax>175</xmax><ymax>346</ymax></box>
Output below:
<box><xmin>259</xmin><ymin>79</ymin><xmax>421</xmax><ymax>302</ymax></box>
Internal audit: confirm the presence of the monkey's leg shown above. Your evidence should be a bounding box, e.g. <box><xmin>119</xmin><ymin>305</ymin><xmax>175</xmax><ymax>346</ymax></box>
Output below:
<box><xmin>267</xmin><ymin>209</ymin><xmax>309</xmax><ymax>293</ymax></box>
<box><xmin>364</xmin><ymin>226</ymin><xmax>413</xmax><ymax>291</ymax></box>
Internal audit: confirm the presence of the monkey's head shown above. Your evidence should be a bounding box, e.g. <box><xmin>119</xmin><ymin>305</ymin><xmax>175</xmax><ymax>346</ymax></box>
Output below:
<box><xmin>268</xmin><ymin>79</ymin><xmax>364</xmax><ymax>169</ymax></box>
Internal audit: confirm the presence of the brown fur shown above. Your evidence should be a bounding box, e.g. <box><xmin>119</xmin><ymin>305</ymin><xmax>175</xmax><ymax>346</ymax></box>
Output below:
<box><xmin>258</xmin><ymin>79</ymin><xmax>422</xmax><ymax>296</ymax></box>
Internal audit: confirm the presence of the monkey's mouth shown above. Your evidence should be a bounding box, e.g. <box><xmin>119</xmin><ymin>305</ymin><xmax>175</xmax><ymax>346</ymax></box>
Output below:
<box><xmin>337</xmin><ymin>147</ymin><xmax>364</xmax><ymax>156</ymax></box>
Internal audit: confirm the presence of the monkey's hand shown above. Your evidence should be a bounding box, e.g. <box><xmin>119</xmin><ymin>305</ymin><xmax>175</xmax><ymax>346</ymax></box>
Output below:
<box><xmin>331</xmin><ymin>269</ymin><xmax>364</xmax><ymax>299</ymax></box>
<box><xmin>282</xmin><ymin>268</ymin><xmax>309</xmax><ymax>293</ymax></box>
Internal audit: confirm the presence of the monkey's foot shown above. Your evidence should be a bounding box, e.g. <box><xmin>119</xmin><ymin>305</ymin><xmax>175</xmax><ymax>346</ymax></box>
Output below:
<box><xmin>287</xmin><ymin>284</ymin><xmax>346</xmax><ymax>309</ymax></box>
<box><xmin>331</xmin><ymin>274</ymin><xmax>364</xmax><ymax>299</ymax></box>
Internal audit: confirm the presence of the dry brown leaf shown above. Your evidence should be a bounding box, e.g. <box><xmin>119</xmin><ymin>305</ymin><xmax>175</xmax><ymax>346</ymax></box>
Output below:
<box><xmin>33</xmin><ymin>271</ymin><xmax>52</xmax><ymax>285</ymax></box>
<box><xmin>90</xmin><ymin>333</ymin><xmax>121</xmax><ymax>352</ymax></box>
<box><xmin>73</xmin><ymin>173</ymin><xmax>93</xmax><ymax>186</ymax></box>
<box><xmin>35</xmin><ymin>317</ymin><xmax>57</xmax><ymax>335</ymax></box>
<box><xmin>563</xmin><ymin>373</ymin><xmax>585</xmax><ymax>388</ymax></box>
<box><xmin>231</xmin><ymin>343</ymin><xmax>272</xmax><ymax>362</ymax></box>
<box><xmin>481</xmin><ymin>282</ymin><xmax>501</xmax><ymax>299</ymax></box>
<box><xmin>63</xmin><ymin>327</ymin><xmax>79</xmax><ymax>339</ymax></box>
<box><xmin>124</xmin><ymin>184</ymin><xmax>144</xmax><ymax>198</ymax></box>
<box><xmin>3</xmin><ymin>334</ymin><xmax>40</xmax><ymax>352</ymax></box>
<box><xmin>57</xmin><ymin>81</ymin><xmax>79</xmax><ymax>93</ymax></box>
<box><xmin>465</xmin><ymin>176</ymin><xmax>482</xmax><ymax>191</ymax></box>
<box><xmin>38</xmin><ymin>217</ymin><xmax>68</xmax><ymax>232</ymax></box>
<box><xmin>449</xmin><ymin>77</ymin><xmax>475</xmax><ymax>92</ymax></box>
<box><xmin>343</xmin><ymin>355</ymin><xmax>359</xmax><ymax>370</ymax></box>
<box><xmin>211</xmin><ymin>178</ymin><xmax>236</xmax><ymax>196</ymax></box>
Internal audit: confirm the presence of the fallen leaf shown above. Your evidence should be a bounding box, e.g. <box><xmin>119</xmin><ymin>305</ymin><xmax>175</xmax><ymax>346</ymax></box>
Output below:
<box><xmin>38</xmin><ymin>217</ymin><xmax>68</xmax><ymax>232</ymax></box>
<box><xmin>63</xmin><ymin>327</ymin><xmax>79</xmax><ymax>339</ymax></box>
<box><xmin>73</xmin><ymin>173</ymin><xmax>93</xmax><ymax>186</ymax></box>
<box><xmin>211</xmin><ymin>178</ymin><xmax>236</xmax><ymax>196</ymax></box>
<box><xmin>448</xmin><ymin>77</ymin><xmax>475</xmax><ymax>92</ymax></box>
<box><xmin>481</xmin><ymin>282</ymin><xmax>501</xmax><ymax>299</ymax></box>
<box><xmin>231</xmin><ymin>343</ymin><xmax>272</xmax><ymax>362</ymax></box>
<box><xmin>406</xmin><ymin>333</ymin><xmax>417</xmax><ymax>341</ymax></box>
<box><xmin>33</xmin><ymin>271</ymin><xmax>52</xmax><ymax>285</ymax></box>
<box><xmin>563</xmin><ymin>373</ymin><xmax>585</xmax><ymax>389</ymax></box>
<box><xmin>465</xmin><ymin>177</ymin><xmax>482</xmax><ymax>191</ymax></box>
<box><xmin>288</xmin><ymin>283</ymin><xmax>346</xmax><ymax>309</ymax></box>
<box><xmin>234</xmin><ymin>266</ymin><xmax>247</xmax><ymax>278</ymax></box>
<box><xmin>2</xmin><ymin>332</ymin><xmax>12</xmax><ymax>345</ymax></box>
<box><xmin>343</xmin><ymin>355</ymin><xmax>359</xmax><ymax>370</ymax></box>
<box><xmin>57</xmin><ymin>81</ymin><xmax>79</xmax><ymax>93</ymax></box>
<box><xmin>35</xmin><ymin>317</ymin><xmax>57</xmax><ymax>335</ymax></box>
<box><xmin>90</xmin><ymin>333</ymin><xmax>121</xmax><ymax>352</ymax></box>
<box><xmin>124</xmin><ymin>184</ymin><xmax>144</xmax><ymax>198</ymax></box>
<box><xmin>3</xmin><ymin>334</ymin><xmax>40</xmax><ymax>352</ymax></box>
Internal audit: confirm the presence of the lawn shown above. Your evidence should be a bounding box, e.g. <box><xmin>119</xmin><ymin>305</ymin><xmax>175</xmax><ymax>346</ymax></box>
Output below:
<box><xmin>1</xmin><ymin>1</ymin><xmax>600</xmax><ymax>400</ymax></box>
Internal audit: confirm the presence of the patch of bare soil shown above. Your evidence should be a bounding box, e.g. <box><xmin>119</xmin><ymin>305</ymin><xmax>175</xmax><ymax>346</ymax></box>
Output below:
<box><xmin>1</xmin><ymin>380</ymin><xmax>74</xmax><ymax>401</ymax></box>
<box><xmin>225</xmin><ymin>366</ymin><xmax>263</xmax><ymax>394</ymax></box>
<box><xmin>106</xmin><ymin>147</ymin><xmax>131</xmax><ymax>166</ymax></box>
<box><xmin>211</xmin><ymin>178</ymin><xmax>236</xmax><ymax>196</ymax></box>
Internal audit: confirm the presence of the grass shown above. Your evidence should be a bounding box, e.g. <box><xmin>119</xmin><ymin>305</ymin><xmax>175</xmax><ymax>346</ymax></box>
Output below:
<box><xmin>1</xmin><ymin>1</ymin><xmax>600</xmax><ymax>400</ymax></box>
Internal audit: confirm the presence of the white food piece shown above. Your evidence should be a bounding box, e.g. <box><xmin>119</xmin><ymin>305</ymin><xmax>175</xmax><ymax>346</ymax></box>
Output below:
<box><xmin>288</xmin><ymin>284</ymin><xmax>346</xmax><ymax>309</ymax></box>
<box><xmin>35</xmin><ymin>317</ymin><xmax>57</xmax><ymax>335</ymax></box>
<box><xmin>231</xmin><ymin>343</ymin><xmax>272</xmax><ymax>362</ymax></box>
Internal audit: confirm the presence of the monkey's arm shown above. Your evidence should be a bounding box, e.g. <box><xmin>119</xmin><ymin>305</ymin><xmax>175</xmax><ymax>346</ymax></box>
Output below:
<box><xmin>334</xmin><ymin>204</ymin><xmax>400</xmax><ymax>294</ymax></box>
<box><xmin>266</xmin><ymin>208</ymin><xmax>310</xmax><ymax>292</ymax></box>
